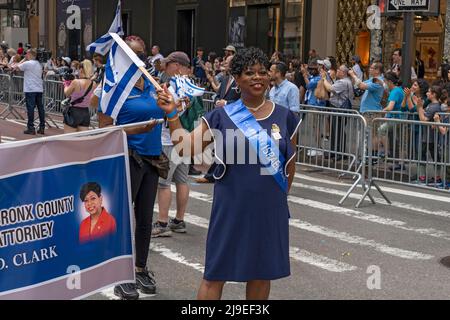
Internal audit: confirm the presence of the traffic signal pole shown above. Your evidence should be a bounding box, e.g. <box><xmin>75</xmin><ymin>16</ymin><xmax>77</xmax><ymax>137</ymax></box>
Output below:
<box><xmin>401</xmin><ymin>12</ymin><xmax>414</xmax><ymax>86</ymax></box>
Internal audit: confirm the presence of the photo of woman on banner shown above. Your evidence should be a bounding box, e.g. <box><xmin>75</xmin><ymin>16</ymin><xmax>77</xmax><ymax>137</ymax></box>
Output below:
<box><xmin>79</xmin><ymin>182</ymin><xmax>117</xmax><ymax>243</ymax></box>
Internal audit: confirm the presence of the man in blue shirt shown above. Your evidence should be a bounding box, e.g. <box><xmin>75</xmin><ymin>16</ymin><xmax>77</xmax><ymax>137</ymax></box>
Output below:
<box><xmin>301</xmin><ymin>61</ymin><xmax>326</xmax><ymax>107</ymax></box>
<box><xmin>349</xmin><ymin>62</ymin><xmax>386</xmax><ymax>158</ymax></box>
<box><xmin>349</xmin><ymin>62</ymin><xmax>385</xmax><ymax>114</ymax></box>
<box><xmin>269</xmin><ymin>62</ymin><xmax>300</xmax><ymax>112</ymax></box>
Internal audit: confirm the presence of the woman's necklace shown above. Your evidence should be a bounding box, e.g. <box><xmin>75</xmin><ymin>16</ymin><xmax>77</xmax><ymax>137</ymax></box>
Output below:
<box><xmin>246</xmin><ymin>99</ymin><xmax>266</xmax><ymax>112</ymax></box>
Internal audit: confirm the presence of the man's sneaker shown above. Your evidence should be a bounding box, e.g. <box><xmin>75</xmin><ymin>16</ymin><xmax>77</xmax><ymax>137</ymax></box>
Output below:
<box><xmin>37</xmin><ymin>128</ymin><xmax>45</xmax><ymax>135</ymax></box>
<box><xmin>136</xmin><ymin>269</ymin><xmax>156</xmax><ymax>294</ymax></box>
<box><xmin>23</xmin><ymin>128</ymin><xmax>36</xmax><ymax>135</ymax></box>
<box><xmin>428</xmin><ymin>176</ymin><xmax>443</xmax><ymax>187</ymax></box>
<box><xmin>151</xmin><ymin>221</ymin><xmax>172</xmax><ymax>238</ymax></box>
<box><xmin>169</xmin><ymin>218</ymin><xmax>186</xmax><ymax>233</ymax></box>
<box><xmin>114</xmin><ymin>283</ymin><xmax>139</xmax><ymax>300</ymax></box>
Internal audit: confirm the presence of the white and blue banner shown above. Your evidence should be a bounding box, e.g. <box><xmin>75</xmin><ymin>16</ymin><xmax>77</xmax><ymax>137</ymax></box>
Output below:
<box><xmin>86</xmin><ymin>0</ymin><xmax>123</xmax><ymax>55</ymax></box>
<box><xmin>0</xmin><ymin>130</ymin><xmax>134</xmax><ymax>300</ymax></box>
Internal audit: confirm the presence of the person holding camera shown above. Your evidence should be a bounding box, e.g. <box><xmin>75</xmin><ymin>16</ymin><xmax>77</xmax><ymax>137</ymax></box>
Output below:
<box><xmin>62</xmin><ymin>60</ymin><xmax>95</xmax><ymax>133</ymax></box>
<box><xmin>13</xmin><ymin>49</ymin><xmax>44</xmax><ymax>135</ymax></box>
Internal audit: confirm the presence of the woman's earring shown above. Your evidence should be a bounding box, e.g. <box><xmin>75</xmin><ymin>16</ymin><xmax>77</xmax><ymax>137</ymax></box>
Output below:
<box><xmin>236</xmin><ymin>86</ymin><xmax>241</xmax><ymax>94</ymax></box>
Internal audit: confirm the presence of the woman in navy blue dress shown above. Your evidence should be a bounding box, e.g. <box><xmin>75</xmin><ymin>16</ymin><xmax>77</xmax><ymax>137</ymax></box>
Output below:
<box><xmin>156</xmin><ymin>48</ymin><xmax>301</xmax><ymax>300</ymax></box>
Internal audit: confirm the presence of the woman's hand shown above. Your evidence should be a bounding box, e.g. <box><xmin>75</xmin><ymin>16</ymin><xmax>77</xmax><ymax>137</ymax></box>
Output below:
<box><xmin>416</xmin><ymin>97</ymin><xmax>424</xmax><ymax>109</ymax></box>
<box><xmin>320</xmin><ymin>69</ymin><xmax>327</xmax><ymax>79</ymax></box>
<box><xmin>403</xmin><ymin>87</ymin><xmax>411</xmax><ymax>97</ymax></box>
<box><xmin>433</xmin><ymin>113</ymin><xmax>441</xmax><ymax>123</ymax></box>
<box><xmin>215</xmin><ymin>99</ymin><xmax>227</xmax><ymax>108</ymax></box>
<box><xmin>156</xmin><ymin>84</ymin><xmax>176</xmax><ymax>114</ymax></box>
<box><xmin>300</xmin><ymin>64</ymin><xmax>308</xmax><ymax>75</ymax></box>
<box><xmin>177</xmin><ymin>97</ymin><xmax>190</xmax><ymax>111</ymax></box>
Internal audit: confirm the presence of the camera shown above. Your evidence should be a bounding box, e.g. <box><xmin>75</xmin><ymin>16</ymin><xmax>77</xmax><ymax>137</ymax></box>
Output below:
<box><xmin>36</xmin><ymin>48</ymin><xmax>52</xmax><ymax>64</ymax></box>
<box><xmin>60</xmin><ymin>67</ymin><xmax>75</xmax><ymax>81</ymax></box>
<box><xmin>93</xmin><ymin>66</ymin><xmax>105</xmax><ymax>84</ymax></box>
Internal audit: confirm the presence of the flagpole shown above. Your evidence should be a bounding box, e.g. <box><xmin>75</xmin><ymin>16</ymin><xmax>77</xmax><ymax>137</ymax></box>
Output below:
<box><xmin>139</xmin><ymin>66</ymin><xmax>163</xmax><ymax>92</ymax></box>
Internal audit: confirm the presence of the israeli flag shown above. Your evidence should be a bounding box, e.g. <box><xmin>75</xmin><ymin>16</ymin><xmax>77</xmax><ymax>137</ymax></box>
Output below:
<box><xmin>100</xmin><ymin>36</ymin><xmax>144</xmax><ymax>120</ymax></box>
<box><xmin>169</xmin><ymin>75</ymin><xmax>205</xmax><ymax>101</ymax></box>
<box><xmin>86</xmin><ymin>0</ymin><xmax>124</xmax><ymax>55</ymax></box>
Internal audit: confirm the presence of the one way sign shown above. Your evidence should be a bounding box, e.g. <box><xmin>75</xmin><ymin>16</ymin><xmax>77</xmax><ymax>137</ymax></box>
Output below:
<box><xmin>387</xmin><ymin>0</ymin><xmax>430</xmax><ymax>12</ymax></box>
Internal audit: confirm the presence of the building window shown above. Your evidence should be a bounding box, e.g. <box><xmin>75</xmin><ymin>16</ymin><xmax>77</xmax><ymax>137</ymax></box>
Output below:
<box><xmin>229</xmin><ymin>0</ymin><xmax>245</xmax><ymax>7</ymax></box>
<box><xmin>283</xmin><ymin>0</ymin><xmax>304</xmax><ymax>59</ymax></box>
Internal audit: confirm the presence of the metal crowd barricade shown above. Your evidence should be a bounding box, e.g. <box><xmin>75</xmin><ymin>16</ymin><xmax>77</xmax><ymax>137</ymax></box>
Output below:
<box><xmin>359</xmin><ymin>115</ymin><xmax>450</xmax><ymax>207</ymax></box>
<box><xmin>43</xmin><ymin>79</ymin><xmax>66</xmax><ymax>128</ymax></box>
<box><xmin>0</xmin><ymin>74</ymin><xmax>11</xmax><ymax>118</ymax></box>
<box><xmin>201</xmin><ymin>91</ymin><xmax>217</xmax><ymax>113</ymax></box>
<box><xmin>2</xmin><ymin>75</ymin><xmax>27</xmax><ymax>120</ymax></box>
<box><xmin>203</xmin><ymin>91</ymin><xmax>216</xmax><ymax>101</ymax></box>
<box><xmin>44</xmin><ymin>80</ymin><xmax>65</xmax><ymax>113</ymax></box>
<box><xmin>297</xmin><ymin>107</ymin><xmax>370</xmax><ymax>206</ymax></box>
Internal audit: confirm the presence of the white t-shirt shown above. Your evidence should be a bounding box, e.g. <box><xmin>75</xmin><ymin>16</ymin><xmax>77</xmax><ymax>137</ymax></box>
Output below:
<box><xmin>150</xmin><ymin>53</ymin><xmax>164</xmax><ymax>66</ymax></box>
<box><xmin>19</xmin><ymin>60</ymin><xmax>43</xmax><ymax>93</ymax></box>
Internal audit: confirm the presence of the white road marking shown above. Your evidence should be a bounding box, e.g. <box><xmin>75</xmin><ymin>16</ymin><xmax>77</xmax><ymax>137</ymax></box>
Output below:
<box><xmin>178</xmin><ymin>211</ymin><xmax>357</xmax><ymax>273</ymax></box>
<box><xmin>1</xmin><ymin>136</ymin><xmax>16</xmax><ymax>143</ymax></box>
<box><xmin>182</xmin><ymin>187</ymin><xmax>434</xmax><ymax>261</ymax></box>
<box><xmin>150</xmin><ymin>242</ymin><xmax>205</xmax><ymax>273</ymax></box>
<box><xmin>99</xmin><ymin>241</ymin><xmax>205</xmax><ymax>300</ymax></box>
<box><xmin>293</xmin><ymin>182</ymin><xmax>450</xmax><ymax>219</ymax></box>
<box><xmin>289</xmin><ymin>247</ymin><xmax>357</xmax><ymax>272</ymax></box>
<box><xmin>289</xmin><ymin>220</ymin><xmax>434</xmax><ymax>260</ymax></box>
<box><xmin>295</xmin><ymin>173</ymin><xmax>450</xmax><ymax>204</ymax></box>
<box><xmin>5</xmin><ymin>119</ymin><xmax>27</xmax><ymax>127</ymax></box>
<box><xmin>180</xmin><ymin>185</ymin><xmax>450</xmax><ymax>241</ymax></box>
<box><xmin>287</xmin><ymin>194</ymin><xmax>450</xmax><ymax>241</ymax></box>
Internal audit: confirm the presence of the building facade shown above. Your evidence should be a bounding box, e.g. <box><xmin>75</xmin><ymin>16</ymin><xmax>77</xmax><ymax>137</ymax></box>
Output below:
<box><xmin>16</xmin><ymin>0</ymin><xmax>448</xmax><ymax>81</ymax></box>
<box><xmin>0</xmin><ymin>0</ymin><xmax>29</xmax><ymax>49</ymax></box>
<box><xmin>37</xmin><ymin>0</ymin><xmax>310</xmax><ymax>62</ymax></box>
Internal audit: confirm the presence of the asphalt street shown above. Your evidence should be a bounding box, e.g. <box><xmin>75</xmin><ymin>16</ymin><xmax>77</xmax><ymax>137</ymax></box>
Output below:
<box><xmin>89</xmin><ymin>168</ymin><xmax>450</xmax><ymax>300</ymax></box>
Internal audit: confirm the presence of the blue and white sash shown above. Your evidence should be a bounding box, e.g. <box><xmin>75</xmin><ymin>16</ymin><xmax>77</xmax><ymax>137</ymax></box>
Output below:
<box><xmin>224</xmin><ymin>100</ymin><xmax>288</xmax><ymax>193</ymax></box>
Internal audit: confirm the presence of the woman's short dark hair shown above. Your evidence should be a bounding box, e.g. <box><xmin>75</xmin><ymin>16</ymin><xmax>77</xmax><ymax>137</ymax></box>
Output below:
<box><xmin>230</xmin><ymin>47</ymin><xmax>270</xmax><ymax>77</ymax></box>
<box><xmin>430</xmin><ymin>85</ymin><xmax>448</xmax><ymax>104</ymax></box>
<box><xmin>80</xmin><ymin>182</ymin><xmax>102</xmax><ymax>201</ymax></box>
<box><xmin>385</xmin><ymin>71</ymin><xmax>402</xmax><ymax>87</ymax></box>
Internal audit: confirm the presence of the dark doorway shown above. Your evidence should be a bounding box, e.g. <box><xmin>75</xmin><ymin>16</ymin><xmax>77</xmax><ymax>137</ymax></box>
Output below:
<box><xmin>122</xmin><ymin>11</ymin><xmax>131</xmax><ymax>36</ymax></box>
<box><xmin>246</xmin><ymin>5</ymin><xmax>280</xmax><ymax>56</ymax></box>
<box><xmin>177</xmin><ymin>9</ymin><xmax>195</xmax><ymax>59</ymax></box>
